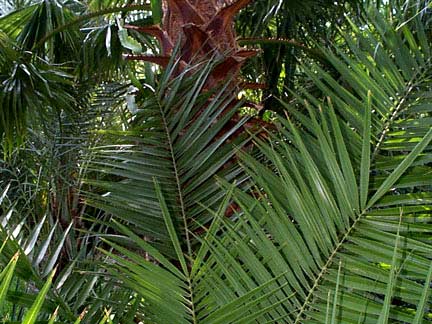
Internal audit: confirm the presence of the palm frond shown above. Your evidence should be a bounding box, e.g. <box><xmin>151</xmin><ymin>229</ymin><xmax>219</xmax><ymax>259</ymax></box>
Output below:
<box><xmin>220</xmin><ymin>8</ymin><xmax>432</xmax><ymax>322</ymax></box>
<box><xmin>0</xmin><ymin>31</ymin><xmax>77</xmax><ymax>155</ymax></box>
<box><xmin>1</xmin><ymin>1</ymin><xmax>431</xmax><ymax>323</ymax></box>
<box><xmin>0</xmin><ymin>252</ymin><xmax>63</xmax><ymax>323</ymax></box>
<box><xmin>0</xmin><ymin>183</ymin><xmax>131</xmax><ymax>323</ymax></box>
<box><xmin>85</xmin><ymin>56</ymin><xmax>251</xmax><ymax>257</ymax></box>
<box><xmin>0</xmin><ymin>86</ymin><xmax>133</xmax><ymax>323</ymax></box>
<box><xmin>298</xmin><ymin>6</ymin><xmax>432</xmax><ymax>163</ymax></box>
<box><xmin>100</xmin><ymin>187</ymin><xmax>294</xmax><ymax>323</ymax></box>
<box><xmin>235</xmin><ymin>104</ymin><xmax>432</xmax><ymax>322</ymax></box>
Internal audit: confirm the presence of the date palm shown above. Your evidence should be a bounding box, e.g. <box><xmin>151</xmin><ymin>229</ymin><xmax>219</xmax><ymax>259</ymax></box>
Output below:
<box><xmin>0</xmin><ymin>1</ymin><xmax>431</xmax><ymax>323</ymax></box>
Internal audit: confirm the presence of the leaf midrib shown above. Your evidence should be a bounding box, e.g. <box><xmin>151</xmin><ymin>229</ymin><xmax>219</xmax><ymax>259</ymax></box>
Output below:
<box><xmin>371</xmin><ymin>58</ymin><xmax>432</xmax><ymax>162</ymax></box>
<box><xmin>157</xmin><ymin>96</ymin><xmax>198</xmax><ymax>324</ymax></box>
<box><xmin>293</xmin><ymin>210</ymin><xmax>365</xmax><ymax>323</ymax></box>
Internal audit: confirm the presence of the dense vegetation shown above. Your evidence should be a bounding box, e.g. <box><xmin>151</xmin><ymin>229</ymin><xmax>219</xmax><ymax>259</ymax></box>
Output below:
<box><xmin>0</xmin><ymin>0</ymin><xmax>431</xmax><ymax>323</ymax></box>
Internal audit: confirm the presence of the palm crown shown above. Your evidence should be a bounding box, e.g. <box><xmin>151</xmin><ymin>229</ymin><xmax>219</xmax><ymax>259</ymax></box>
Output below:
<box><xmin>0</xmin><ymin>0</ymin><xmax>431</xmax><ymax>323</ymax></box>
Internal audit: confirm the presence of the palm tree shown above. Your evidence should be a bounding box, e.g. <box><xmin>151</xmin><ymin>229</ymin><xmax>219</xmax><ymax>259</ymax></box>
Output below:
<box><xmin>0</xmin><ymin>0</ymin><xmax>431</xmax><ymax>323</ymax></box>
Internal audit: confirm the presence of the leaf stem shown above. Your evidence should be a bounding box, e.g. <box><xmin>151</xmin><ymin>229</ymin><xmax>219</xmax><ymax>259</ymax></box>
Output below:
<box><xmin>294</xmin><ymin>211</ymin><xmax>365</xmax><ymax>323</ymax></box>
<box><xmin>371</xmin><ymin>58</ymin><xmax>432</xmax><ymax>162</ymax></box>
<box><xmin>157</xmin><ymin>100</ymin><xmax>193</xmax><ymax>261</ymax></box>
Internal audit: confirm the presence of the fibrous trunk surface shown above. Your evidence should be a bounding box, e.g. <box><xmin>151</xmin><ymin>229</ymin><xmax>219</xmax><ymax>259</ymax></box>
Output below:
<box><xmin>127</xmin><ymin>0</ymin><xmax>256</xmax><ymax>90</ymax></box>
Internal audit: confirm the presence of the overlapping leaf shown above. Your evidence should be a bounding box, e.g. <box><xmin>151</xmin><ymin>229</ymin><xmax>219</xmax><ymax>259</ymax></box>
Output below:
<box><xmin>101</xmin><ymin>188</ymin><xmax>294</xmax><ymax>323</ymax></box>
<box><xmin>85</xmin><ymin>57</ymin><xmax>250</xmax><ymax>256</ymax></box>
<box><xmin>223</xmin><ymin>8</ymin><xmax>432</xmax><ymax>323</ymax></box>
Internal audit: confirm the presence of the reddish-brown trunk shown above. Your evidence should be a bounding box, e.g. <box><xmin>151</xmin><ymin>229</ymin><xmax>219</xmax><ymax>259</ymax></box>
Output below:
<box><xmin>126</xmin><ymin>0</ymin><xmax>257</xmax><ymax>90</ymax></box>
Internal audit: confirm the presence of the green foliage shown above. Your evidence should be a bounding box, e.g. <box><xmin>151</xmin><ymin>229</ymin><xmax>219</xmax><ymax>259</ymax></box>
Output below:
<box><xmin>84</xmin><ymin>56</ymin><xmax>250</xmax><ymax>257</ymax></box>
<box><xmin>0</xmin><ymin>30</ymin><xmax>76</xmax><ymax>155</ymax></box>
<box><xmin>0</xmin><ymin>1</ymin><xmax>431</xmax><ymax>323</ymax></box>
<box><xmin>0</xmin><ymin>0</ymin><xmax>151</xmax><ymax>152</ymax></box>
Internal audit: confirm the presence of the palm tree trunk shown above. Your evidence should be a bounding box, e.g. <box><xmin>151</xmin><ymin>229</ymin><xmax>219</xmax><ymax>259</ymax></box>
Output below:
<box><xmin>128</xmin><ymin>0</ymin><xmax>256</xmax><ymax>90</ymax></box>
